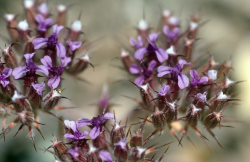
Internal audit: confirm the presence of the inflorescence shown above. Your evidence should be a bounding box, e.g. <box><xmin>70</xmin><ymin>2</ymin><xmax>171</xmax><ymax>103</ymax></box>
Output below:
<box><xmin>0</xmin><ymin>1</ymin><xmax>243</xmax><ymax>162</ymax></box>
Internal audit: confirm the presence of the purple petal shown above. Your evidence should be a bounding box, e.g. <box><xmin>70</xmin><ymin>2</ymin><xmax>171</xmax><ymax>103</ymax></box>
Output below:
<box><xmin>64</xmin><ymin>120</ymin><xmax>73</xmax><ymax>127</ymax></box>
<box><xmin>99</xmin><ymin>150</ymin><xmax>113</xmax><ymax>162</ymax></box>
<box><xmin>48</xmin><ymin>75</ymin><xmax>61</xmax><ymax>89</ymax></box>
<box><xmin>2</xmin><ymin>68</ymin><xmax>12</xmax><ymax>78</ymax></box>
<box><xmin>37</xmin><ymin>65</ymin><xmax>49</xmax><ymax>76</ymax></box>
<box><xmin>70</xmin><ymin>121</ymin><xmax>78</xmax><ymax>132</ymax></box>
<box><xmin>56</xmin><ymin>42</ymin><xmax>66</xmax><ymax>57</ymax></box>
<box><xmin>163</xmin><ymin>25</ymin><xmax>170</xmax><ymax>36</ymax></box>
<box><xmin>89</xmin><ymin>126</ymin><xmax>101</xmax><ymax>139</ymax></box>
<box><xmin>53</xmin><ymin>24</ymin><xmax>64</xmax><ymax>35</ymax></box>
<box><xmin>69</xmin><ymin>41</ymin><xmax>82</xmax><ymax>52</ymax></box>
<box><xmin>68</xmin><ymin>147</ymin><xmax>79</xmax><ymax>160</ymax></box>
<box><xmin>157</xmin><ymin>66</ymin><xmax>172</xmax><ymax>77</ymax></box>
<box><xmin>35</xmin><ymin>14</ymin><xmax>44</xmax><ymax>23</ymax></box>
<box><xmin>61</xmin><ymin>56</ymin><xmax>71</xmax><ymax>67</ymax></box>
<box><xmin>44</xmin><ymin>18</ymin><xmax>53</xmax><ymax>27</ymax></box>
<box><xmin>32</xmin><ymin>38</ymin><xmax>47</xmax><ymax>49</ymax></box>
<box><xmin>130</xmin><ymin>37</ymin><xmax>137</xmax><ymax>46</ymax></box>
<box><xmin>197</xmin><ymin>92</ymin><xmax>207</xmax><ymax>102</ymax></box>
<box><xmin>64</xmin><ymin>133</ymin><xmax>77</xmax><ymax>140</ymax></box>
<box><xmin>148</xmin><ymin>32</ymin><xmax>160</xmax><ymax>43</ymax></box>
<box><xmin>178</xmin><ymin>59</ymin><xmax>191</xmax><ymax>69</ymax></box>
<box><xmin>77</xmin><ymin>118</ymin><xmax>91</xmax><ymax>127</ymax></box>
<box><xmin>41</xmin><ymin>56</ymin><xmax>53</xmax><ymax>69</ymax></box>
<box><xmin>135</xmin><ymin>76</ymin><xmax>145</xmax><ymax>86</ymax></box>
<box><xmin>115</xmin><ymin>138</ymin><xmax>127</xmax><ymax>150</ymax></box>
<box><xmin>158</xmin><ymin>84</ymin><xmax>170</xmax><ymax>96</ymax></box>
<box><xmin>12</xmin><ymin>66</ymin><xmax>27</xmax><ymax>79</ymax></box>
<box><xmin>198</xmin><ymin>76</ymin><xmax>208</xmax><ymax>84</ymax></box>
<box><xmin>155</xmin><ymin>48</ymin><xmax>168</xmax><ymax>63</ymax></box>
<box><xmin>79</xmin><ymin>131</ymin><xmax>89</xmax><ymax>140</ymax></box>
<box><xmin>103</xmin><ymin>112</ymin><xmax>114</xmax><ymax>120</ymax></box>
<box><xmin>1</xmin><ymin>80</ymin><xmax>9</xmax><ymax>88</ymax></box>
<box><xmin>24</xmin><ymin>52</ymin><xmax>36</xmax><ymax>64</ymax></box>
<box><xmin>129</xmin><ymin>64</ymin><xmax>141</xmax><ymax>74</ymax></box>
<box><xmin>31</xmin><ymin>82</ymin><xmax>45</xmax><ymax>96</ymax></box>
<box><xmin>148</xmin><ymin>60</ymin><xmax>157</xmax><ymax>71</ymax></box>
<box><xmin>178</xmin><ymin>74</ymin><xmax>189</xmax><ymax>89</ymax></box>
<box><xmin>134</xmin><ymin>47</ymin><xmax>147</xmax><ymax>61</ymax></box>
<box><xmin>190</xmin><ymin>70</ymin><xmax>198</xmax><ymax>79</ymax></box>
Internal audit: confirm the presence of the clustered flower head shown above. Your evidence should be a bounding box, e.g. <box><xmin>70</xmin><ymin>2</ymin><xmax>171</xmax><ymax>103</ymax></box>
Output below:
<box><xmin>0</xmin><ymin>1</ymin><xmax>243</xmax><ymax>162</ymax></box>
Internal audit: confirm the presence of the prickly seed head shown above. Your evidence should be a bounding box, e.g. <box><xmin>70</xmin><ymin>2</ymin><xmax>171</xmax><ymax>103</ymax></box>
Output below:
<box><xmin>129</xmin><ymin>146</ymin><xmax>146</xmax><ymax>162</ymax></box>
<box><xmin>42</xmin><ymin>89</ymin><xmax>63</xmax><ymax>111</ymax></box>
<box><xmin>49</xmin><ymin>135</ymin><xmax>73</xmax><ymax>162</ymax></box>
<box><xmin>18</xmin><ymin>111</ymin><xmax>34</xmax><ymax>125</ymax></box>
<box><xmin>114</xmin><ymin>138</ymin><xmax>129</xmax><ymax>161</ymax></box>
<box><xmin>130</xmin><ymin>130</ymin><xmax>143</xmax><ymax>147</ymax></box>
<box><xmin>12</xmin><ymin>90</ymin><xmax>32</xmax><ymax>112</ymax></box>
<box><xmin>110</xmin><ymin>121</ymin><xmax>126</xmax><ymax>145</ymax></box>
<box><xmin>87</xmin><ymin>143</ymin><xmax>102</xmax><ymax>162</ymax></box>
<box><xmin>140</xmin><ymin>84</ymin><xmax>156</xmax><ymax>111</ymax></box>
<box><xmin>152</xmin><ymin>107</ymin><xmax>166</xmax><ymax>130</ymax></box>
<box><xmin>203</xmin><ymin>112</ymin><xmax>220</xmax><ymax>129</ymax></box>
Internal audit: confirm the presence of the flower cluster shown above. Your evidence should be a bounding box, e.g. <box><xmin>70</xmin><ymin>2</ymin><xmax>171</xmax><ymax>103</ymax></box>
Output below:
<box><xmin>0</xmin><ymin>1</ymin><xmax>243</xmax><ymax>162</ymax></box>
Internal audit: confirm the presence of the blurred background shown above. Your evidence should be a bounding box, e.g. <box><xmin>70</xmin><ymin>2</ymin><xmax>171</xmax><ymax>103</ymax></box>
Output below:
<box><xmin>0</xmin><ymin>0</ymin><xmax>250</xmax><ymax>161</ymax></box>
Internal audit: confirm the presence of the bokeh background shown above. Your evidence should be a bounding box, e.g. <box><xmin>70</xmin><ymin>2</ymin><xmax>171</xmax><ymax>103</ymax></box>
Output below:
<box><xmin>0</xmin><ymin>0</ymin><xmax>249</xmax><ymax>161</ymax></box>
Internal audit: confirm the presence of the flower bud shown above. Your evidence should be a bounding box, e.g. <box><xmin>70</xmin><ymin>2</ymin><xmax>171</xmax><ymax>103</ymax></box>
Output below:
<box><xmin>139</xmin><ymin>84</ymin><xmax>157</xmax><ymax>111</ymax></box>
<box><xmin>110</xmin><ymin>121</ymin><xmax>126</xmax><ymax>145</ymax></box>
<box><xmin>130</xmin><ymin>129</ymin><xmax>143</xmax><ymax>147</ymax></box>
<box><xmin>56</xmin><ymin>5</ymin><xmax>67</xmax><ymax>26</ymax></box>
<box><xmin>68</xmin><ymin>20</ymin><xmax>83</xmax><ymax>41</ymax></box>
<box><xmin>12</xmin><ymin>90</ymin><xmax>32</xmax><ymax>112</ymax></box>
<box><xmin>129</xmin><ymin>146</ymin><xmax>146</xmax><ymax>162</ymax></box>
<box><xmin>46</xmin><ymin>135</ymin><xmax>73</xmax><ymax>162</ymax></box>
<box><xmin>185</xmin><ymin>104</ymin><xmax>202</xmax><ymax>127</ymax></box>
<box><xmin>86</xmin><ymin>143</ymin><xmax>102</xmax><ymax>162</ymax></box>
<box><xmin>1</xmin><ymin>43</ymin><xmax>18</xmax><ymax>69</ymax></box>
<box><xmin>42</xmin><ymin>89</ymin><xmax>65</xmax><ymax>111</ymax></box>
<box><xmin>120</xmin><ymin>49</ymin><xmax>135</xmax><ymax>72</ymax></box>
<box><xmin>66</xmin><ymin>54</ymin><xmax>92</xmax><ymax>75</ymax></box>
<box><xmin>114</xmin><ymin>138</ymin><xmax>129</xmax><ymax>161</ymax></box>
<box><xmin>152</xmin><ymin>107</ymin><xmax>166</xmax><ymax>130</ymax></box>
<box><xmin>4</xmin><ymin>14</ymin><xmax>19</xmax><ymax>42</ymax></box>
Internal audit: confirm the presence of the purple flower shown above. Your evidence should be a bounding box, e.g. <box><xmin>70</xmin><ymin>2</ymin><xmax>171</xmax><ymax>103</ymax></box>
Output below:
<box><xmin>197</xmin><ymin>92</ymin><xmax>207</xmax><ymax>102</ymax></box>
<box><xmin>163</xmin><ymin>25</ymin><xmax>180</xmax><ymax>41</ymax></box>
<box><xmin>0</xmin><ymin>68</ymin><xmax>12</xmax><ymax>87</ymax></box>
<box><xmin>158</xmin><ymin>84</ymin><xmax>170</xmax><ymax>96</ymax></box>
<box><xmin>36</xmin><ymin>14</ymin><xmax>53</xmax><ymax>32</ymax></box>
<box><xmin>41</xmin><ymin>55</ymin><xmax>71</xmax><ymax>89</ymax></box>
<box><xmin>38</xmin><ymin>2</ymin><xmax>49</xmax><ymax>16</ymax></box>
<box><xmin>99</xmin><ymin>150</ymin><xmax>113</xmax><ymax>162</ymax></box>
<box><xmin>67</xmin><ymin>39</ymin><xmax>82</xmax><ymax>53</ymax></box>
<box><xmin>64</xmin><ymin>121</ymin><xmax>88</xmax><ymax>141</ymax></box>
<box><xmin>129</xmin><ymin>60</ymin><xmax>157</xmax><ymax>86</ymax></box>
<box><xmin>130</xmin><ymin>36</ymin><xmax>143</xmax><ymax>49</ymax></box>
<box><xmin>77</xmin><ymin>112</ymin><xmax>114</xmax><ymax>139</ymax></box>
<box><xmin>134</xmin><ymin>32</ymin><xmax>168</xmax><ymax>63</ymax></box>
<box><xmin>12</xmin><ymin>52</ymin><xmax>49</xmax><ymax>79</ymax></box>
<box><xmin>157</xmin><ymin>59</ymin><xmax>191</xmax><ymax>89</ymax></box>
<box><xmin>68</xmin><ymin>147</ymin><xmax>80</xmax><ymax>160</ymax></box>
<box><xmin>32</xmin><ymin>24</ymin><xmax>66</xmax><ymax>57</ymax></box>
<box><xmin>190</xmin><ymin>70</ymin><xmax>208</xmax><ymax>86</ymax></box>
<box><xmin>31</xmin><ymin>82</ymin><xmax>45</xmax><ymax>96</ymax></box>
